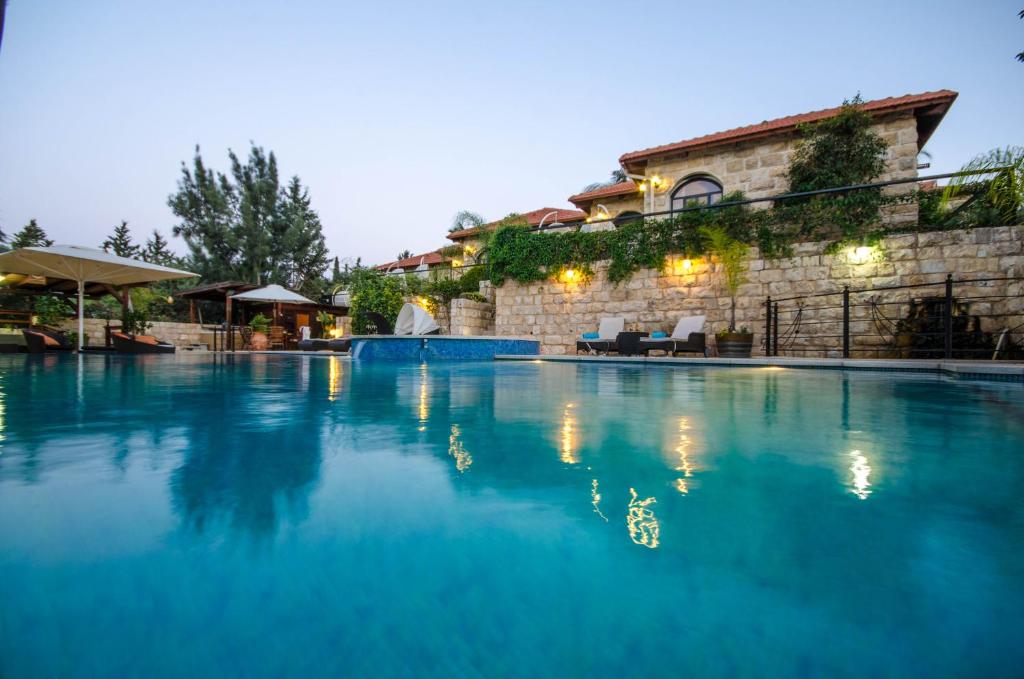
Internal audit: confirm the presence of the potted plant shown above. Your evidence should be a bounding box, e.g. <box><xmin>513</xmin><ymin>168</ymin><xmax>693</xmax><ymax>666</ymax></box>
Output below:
<box><xmin>248</xmin><ymin>313</ymin><xmax>271</xmax><ymax>350</ymax></box>
<box><xmin>701</xmin><ymin>226</ymin><xmax>754</xmax><ymax>358</ymax></box>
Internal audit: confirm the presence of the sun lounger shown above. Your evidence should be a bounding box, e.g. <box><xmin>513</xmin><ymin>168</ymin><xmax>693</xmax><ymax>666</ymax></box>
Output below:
<box><xmin>297</xmin><ymin>325</ymin><xmax>330</xmax><ymax>351</ymax></box>
<box><xmin>575</xmin><ymin>318</ymin><xmax>625</xmax><ymax>354</ymax></box>
<box><xmin>639</xmin><ymin>315</ymin><xmax>707</xmax><ymax>357</ymax></box>
<box><xmin>22</xmin><ymin>328</ymin><xmax>74</xmax><ymax>353</ymax></box>
<box><xmin>111</xmin><ymin>332</ymin><xmax>176</xmax><ymax>354</ymax></box>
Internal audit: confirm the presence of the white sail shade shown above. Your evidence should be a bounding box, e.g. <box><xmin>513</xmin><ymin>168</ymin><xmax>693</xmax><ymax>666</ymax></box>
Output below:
<box><xmin>394</xmin><ymin>303</ymin><xmax>439</xmax><ymax>335</ymax></box>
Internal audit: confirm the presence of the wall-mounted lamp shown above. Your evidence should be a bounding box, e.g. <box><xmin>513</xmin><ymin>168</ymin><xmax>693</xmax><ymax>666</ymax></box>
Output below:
<box><xmin>848</xmin><ymin>245</ymin><xmax>875</xmax><ymax>264</ymax></box>
<box><xmin>594</xmin><ymin>204</ymin><xmax>611</xmax><ymax>221</ymax></box>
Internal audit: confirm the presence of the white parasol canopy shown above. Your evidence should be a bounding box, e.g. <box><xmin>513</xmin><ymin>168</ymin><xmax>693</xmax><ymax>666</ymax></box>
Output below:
<box><xmin>0</xmin><ymin>245</ymin><xmax>197</xmax><ymax>351</ymax></box>
<box><xmin>394</xmin><ymin>302</ymin><xmax>440</xmax><ymax>335</ymax></box>
<box><xmin>229</xmin><ymin>284</ymin><xmax>314</xmax><ymax>305</ymax></box>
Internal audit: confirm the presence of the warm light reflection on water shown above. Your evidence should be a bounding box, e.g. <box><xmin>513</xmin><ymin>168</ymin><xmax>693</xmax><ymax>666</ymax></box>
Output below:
<box><xmin>849</xmin><ymin>450</ymin><xmax>873</xmax><ymax>500</ymax></box>
<box><xmin>673</xmin><ymin>417</ymin><xmax>693</xmax><ymax>495</ymax></box>
<box><xmin>627</xmin><ymin>488</ymin><xmax>660</xmax><ymax>549</ymax></box>
<box><xmin>0</xmin><ymin>380</ymin><xmax>5</xmax><ymax>450</ymax></box>
<box><xmin>417</xmin><ymin>364</ymin><xmax>428</xmax><ymax>431</ymax></box>
<box><xmin>591</xmin><ymin>479</ymin><xmax>608</xmax><ymax>521</ymax></box>
<box><xmin>448</xmin><ymin>425</ymin><xmax>473</xmax><ymax>472</ymax></box>
<box><xmin>560</xmin><ymin>403</ymin><xmax>578</xmax><ymax>464</ymax></box>
<box><xmin>327</xmin><ymin>358</ymin><xmax>342</xmax><ymax>401</ymax></box>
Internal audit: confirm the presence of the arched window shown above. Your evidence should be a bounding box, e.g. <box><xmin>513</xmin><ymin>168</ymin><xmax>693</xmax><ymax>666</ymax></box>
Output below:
<box><xmin>613</xmin><ymin>211</ymin><xmax>643</xmax><ymax>228</ymax></box>
<box><xmin>670</xmin><ymin>176</ymin><xmax>723</xmax><ymax>213</ymax></box>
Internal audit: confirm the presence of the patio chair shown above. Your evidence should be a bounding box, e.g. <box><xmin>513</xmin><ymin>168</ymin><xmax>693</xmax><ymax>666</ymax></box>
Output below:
<box><xmin>240</xmin><ymin>326</ymin><xmax>254</xmax><ymax>350</ymax></box>
<box><xmin>639</xmin><ymin>315</ymin><xmax>707</xmax><ymax>357</ymax></box>
<box><xmin>575</xmin><ymin>318</ymin><xmax>625</xmax><ymax>355</ymax></box>
<box><xmin>268</xmin><ymin>325</ymin><xmax>285</xmax><ymax>350</ymax></box>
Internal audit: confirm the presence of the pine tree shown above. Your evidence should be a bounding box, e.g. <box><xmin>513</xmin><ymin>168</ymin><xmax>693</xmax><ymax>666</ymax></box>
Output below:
<box><xmin>277</xmin><ymin>175</ymin><xmax>330</xmax><ymax>297</ymax></box>
<box><xmin>102</xmin><ymin>220</ymin><xmax>141</xmax><ymax>258</ymax></box>
<box><xmin>331</xmin><ymin>256</ymin><xmax>342</xmax><ymax>283</ymax></box>
<box><xmin>10</xmin><ymin>219</ymin><xmax>54</xmax><ymax>249</ymax></box>
<box><xmin>169</xmin><ymin>144</ymin><xmax>329</xmax><ymax>292</ymax></box>
<box><xmin>143</xmin><ymin>229</ymin><xmax>175</xmax><ymax>265</ymax></box>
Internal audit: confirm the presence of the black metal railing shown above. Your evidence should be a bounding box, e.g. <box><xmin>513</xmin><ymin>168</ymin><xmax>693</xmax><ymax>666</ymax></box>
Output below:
<box><xmin>765</xmin><ymin>274</ymin><xmax>1024</xmax><ymax>360</ymax></box>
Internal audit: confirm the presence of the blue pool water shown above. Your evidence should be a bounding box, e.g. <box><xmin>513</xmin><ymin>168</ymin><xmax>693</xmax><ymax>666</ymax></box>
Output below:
<box><xmin>1</xmin><ymin>354</ymin><xmax>1022</xmax><ymax>677</ymax></box>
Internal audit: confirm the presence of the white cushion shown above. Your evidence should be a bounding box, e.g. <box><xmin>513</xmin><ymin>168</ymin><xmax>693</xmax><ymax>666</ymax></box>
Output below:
<box><xmin>597</xmin><ymin>317</ymin><xmax>625</xmax><ymax>340</ymax></box>
<box><xmin>299</xmin><ymin>325</ymin><xmax>311</xmax><ymax>341</ymax></box>
<box><xmin>671</xmin><ymin>315</ymin><xmax>705</xmax><ymax>339</ymax></box>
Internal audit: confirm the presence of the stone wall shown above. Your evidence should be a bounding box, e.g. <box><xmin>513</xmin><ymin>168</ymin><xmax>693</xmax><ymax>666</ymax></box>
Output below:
<box><xmin>450</xmin><ymin>298</ymin><xmax>495</xmax><ymax>336</ymax></box>
<box><xmin>58</xmin><ymin>319</ymin><xmax>213</xmax><ymax>348</ymax></box>
<box><xmin>493</xmin><ymin>226</ymin><xmax>1024</xmax><ymax>356</ymax></box>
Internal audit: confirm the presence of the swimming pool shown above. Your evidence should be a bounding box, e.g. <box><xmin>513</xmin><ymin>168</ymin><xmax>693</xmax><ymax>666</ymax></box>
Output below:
<box><xmin>1</xmin><ymin>354</ymin><xmax>1022</xmax><ymax>677</ymax></box>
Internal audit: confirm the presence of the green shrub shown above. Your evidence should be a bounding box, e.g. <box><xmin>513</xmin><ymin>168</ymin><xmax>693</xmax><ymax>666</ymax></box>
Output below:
<box><xmin>349</xmin><ymin>269</ymin><xmax>404</xmax><ymax>333</ymax></box>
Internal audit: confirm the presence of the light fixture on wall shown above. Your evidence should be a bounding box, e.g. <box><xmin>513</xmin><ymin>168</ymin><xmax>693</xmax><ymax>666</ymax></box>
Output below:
<box><xmin>594</xmin><ymin>204</ymin><xmax>611</xmax><ymax>221</ymax></box>
<box><xmin>848</xmin><ymin>245</ymin><xmax>875</xmax><ymax>264</ymax></box>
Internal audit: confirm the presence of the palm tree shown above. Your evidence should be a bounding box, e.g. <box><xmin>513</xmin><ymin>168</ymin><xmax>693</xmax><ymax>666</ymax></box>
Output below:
<box><xmin>396</xmin><ymin>249</ymin><xmax>413</xmax><ymax>261</ymax></box>
<box><xmin>0</xmin><ymin>0</ymin><xmax>8</xmax><ymax>54</ymax></box>
<box><xmin>1017</xmin><ymin>10</ymin><xmax>1024</xmax><ymax>62</ymax></box>
<box><xmin>580</xmin><ymin>169</ymin><xmax>629</xmax><ymax>193</ymax></box>
<box><xmin>941</xmin><ymin>146</ymin><xmax>1024</xmax><ymax>224</ymax></box>
<box><xmin>450</xmin><ymin>210</ymin><xmax>486</xmax><ymax>233</ymax></box>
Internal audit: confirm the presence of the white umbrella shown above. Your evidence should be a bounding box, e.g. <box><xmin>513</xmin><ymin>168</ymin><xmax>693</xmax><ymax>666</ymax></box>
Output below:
<box><xmin>0</xmin><ymin>245</ymin><xmax>197</xmax><ymax>351</ymax></box>
<box><xmin>229</xmin><ymin>284</ymin><xmax>314</xmax><ymax>304</ymax></box>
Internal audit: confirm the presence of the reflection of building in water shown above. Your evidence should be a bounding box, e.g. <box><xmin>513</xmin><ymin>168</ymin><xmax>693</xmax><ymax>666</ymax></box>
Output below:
<box><xmin>0</xmin><ymin>382</ymin><xmax>5</xmax><ymax>449</ymax></box>
<box><xmin>591</xmin><ymin>479</ymin><xmax>608</xmax><ymax>521</ymax></box>
<box><xmin>417</xmin><ymin>364</ymin><xmax>428</xmax><ymax>431</ymax></box>
<box><xmin>448</xmin><ymin>425</ymin><xmax>473</xmax><ymax>472</ymax></box>
<box><xmin>626</xmin><ymin>488</ymin><xmax>660</xmax><ymax>549</ymax></box>
<box><xmin>673</xmin><ymin>416</ymin><xmax>693</xmax><ymax>495</ymax></box>
<box><xmin>327</xmin><ymin>357</ymin><xmax>342</xmax><ymax>401</ymax></box>
<box><xmin>560</xmin><ymin>403</ymin><xmax>578</xmax><ymax>464</ymax></box>
<box><xmin>848</xmin><ymin>449</ymin><xmax>872</xmax><ymax>500</ymax></box>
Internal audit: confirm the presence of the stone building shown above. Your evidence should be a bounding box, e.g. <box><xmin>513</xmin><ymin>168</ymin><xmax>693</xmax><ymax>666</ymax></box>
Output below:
<box><xmin>444</xmin><ymin>90</ymin><xmax>958</xmax><ymax>249</ymax></box>
<box><xmin>567</xmin><ymin>90</ymin><xmax>957</xmax><ymax>224</ymax></box>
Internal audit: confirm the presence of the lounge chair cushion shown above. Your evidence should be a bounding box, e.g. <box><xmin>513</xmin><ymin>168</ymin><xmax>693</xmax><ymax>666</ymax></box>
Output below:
<box><xmin>671</xmin><ymin>315</ymin><xmax>706</xmax><ymax>339</ymax></box>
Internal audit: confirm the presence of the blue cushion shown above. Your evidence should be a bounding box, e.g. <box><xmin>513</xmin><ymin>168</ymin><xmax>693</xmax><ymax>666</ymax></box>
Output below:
<box><xmin>651</xmin><ymin>331</ymin><xmax>667</xmax><ymax>338</ymax></box>
<box><xmin>581</xmin><ymin>332</ymin><xmax>599</xmax><ymax>340</ymax></box>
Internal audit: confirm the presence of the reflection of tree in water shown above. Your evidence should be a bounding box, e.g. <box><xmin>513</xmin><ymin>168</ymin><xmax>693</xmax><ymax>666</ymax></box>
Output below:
<box><xmin>169</xmin><ymin>359</ymin><xmax>326</xmax><ymax>539</ymax></box>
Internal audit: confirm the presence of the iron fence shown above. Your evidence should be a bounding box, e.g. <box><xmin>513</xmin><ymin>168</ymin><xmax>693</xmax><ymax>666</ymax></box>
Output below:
<box><xmin>765</xmin><ymin>274</ymin><xmax>1024</xmax><ymax>360</ymax></box>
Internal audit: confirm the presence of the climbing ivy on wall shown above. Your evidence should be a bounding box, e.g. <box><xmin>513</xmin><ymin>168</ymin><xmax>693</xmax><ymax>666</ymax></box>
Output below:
<box><xmin>487</xmin><ymin>190</ymin><xmax>929</xmax><ymax>285</ymax></box>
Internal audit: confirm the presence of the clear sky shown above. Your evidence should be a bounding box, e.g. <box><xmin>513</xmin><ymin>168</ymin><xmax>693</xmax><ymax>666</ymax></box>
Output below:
<box><xmin>1</xmin><ymin>0</ymin><xmax>1021</xmax><ymax>266</ymax></box>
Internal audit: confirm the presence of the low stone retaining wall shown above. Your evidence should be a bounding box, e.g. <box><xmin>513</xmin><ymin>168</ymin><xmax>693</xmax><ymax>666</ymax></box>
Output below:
<box><xmin>58</xmin><ymin>319</ymin><xmax>211</xmax><ymax>348</ymax></box>
<box><xmin>450</xmin><ymin>298</ymin><xmax>495</xmax><ymax>336</ymax></box>
<box><xmin>494</xmin><ymin>226</ymin><xmax>1024</xmax><ymax>355</ymax></box>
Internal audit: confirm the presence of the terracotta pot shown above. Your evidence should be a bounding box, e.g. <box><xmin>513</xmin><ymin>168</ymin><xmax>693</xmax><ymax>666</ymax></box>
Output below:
<box><xmin>717</xmin><ymin>332</ymin><xmax>754</xmax><ymax>358</ymax></box>
<box><xmin>251</xmin><ymin>331</ymin><xmax>269</xmax><ymax>351</ymax></box>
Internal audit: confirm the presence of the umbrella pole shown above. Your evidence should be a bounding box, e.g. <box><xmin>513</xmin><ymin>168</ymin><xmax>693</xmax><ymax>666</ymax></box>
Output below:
<box><xmin>77</xmin><ymin>280</ymin><xmax>85</xmax><ymax>352</ymax></box>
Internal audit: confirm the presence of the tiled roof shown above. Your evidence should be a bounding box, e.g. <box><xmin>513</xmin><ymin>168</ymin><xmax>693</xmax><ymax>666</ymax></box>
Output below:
<box><xmin>567</xmin><ymin>181</ymin><xmax>639</xmax><ymax>208</ymax></box>
<box><xmin>619</xmin><ymin>90</ymin><xmax>958</xmax><ymax>167</ymax></box>
<box><xmin>447</xmin><ymin>207</ymin><xmax>587</xmax><ymax>241</ymax></box>
<box><xmin>375</xmin><ymin>250</ymin><xmax>445</xmax><ymax>270</ymax></box>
